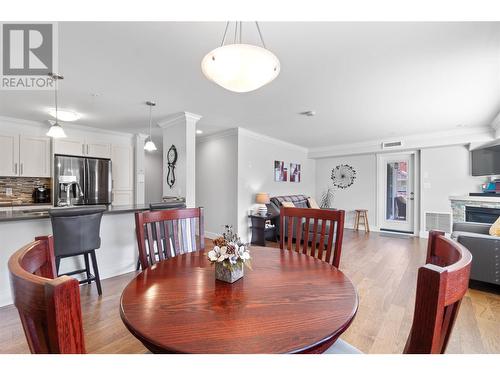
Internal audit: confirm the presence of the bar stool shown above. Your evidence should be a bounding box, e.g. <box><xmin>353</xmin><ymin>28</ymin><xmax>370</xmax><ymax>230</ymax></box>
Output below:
<box><xmin>354</xmin><ymin>209</ymin><xmax>370</xmax><ymax>233</ymax></box>
<box><xmin>48</xmin><ymin>205</ymin><xmax>106</xmax><ymax>295</ymax></box>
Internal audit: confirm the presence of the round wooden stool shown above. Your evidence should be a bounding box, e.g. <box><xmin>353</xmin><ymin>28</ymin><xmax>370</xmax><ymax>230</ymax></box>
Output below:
<box><xmin>354</xmin><ymin>209</ymin><xmax>370</xmax><ymax>233</ymax></box>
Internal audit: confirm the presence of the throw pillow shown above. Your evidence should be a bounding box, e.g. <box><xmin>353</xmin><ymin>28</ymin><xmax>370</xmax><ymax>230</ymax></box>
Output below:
<box><xmin>308</xmin><ymin>198</ymin><xmax>320</xmax><ymax>209</ymax></box>
<box><xmin>281</xmin><ymin>201</ymin><xmax>295</xmax><ymax>208</ymax></box>
<box><xmin>489</xmin><ymin>216</ymin><xmax>500</xmax><ymax>236</ymax></box>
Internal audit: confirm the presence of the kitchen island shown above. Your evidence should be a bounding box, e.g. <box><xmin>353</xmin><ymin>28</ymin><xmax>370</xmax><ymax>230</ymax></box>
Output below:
<box><xmin>0</xmin><ymin>204</ymin><xmax>153</xmax><ymax>307</ymax></box>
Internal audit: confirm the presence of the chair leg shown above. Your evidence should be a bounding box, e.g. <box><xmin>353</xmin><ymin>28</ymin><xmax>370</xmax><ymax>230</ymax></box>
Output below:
<box><xmin>136</xmin><ymin>258</ymin><xmax>141</xmax><ymax>271</ymax></box>
<box><xmin>354</xmin><ymin>212</ymin><xmax>359</xmax><ymax>231</ymax></box>
<box><xmin>84</xmin><ymin>253</ymin><xmax>92</xmax><ymax>284</ymax></box>
<box><xmin>364</xmin><ymin>212</ymin><xmax>370</xmax><ymax>233</ymax></box>
<box><xmin>90</xmin><ymin>250</ymin><xmax>102</xmax><ymax>296</ymax></box>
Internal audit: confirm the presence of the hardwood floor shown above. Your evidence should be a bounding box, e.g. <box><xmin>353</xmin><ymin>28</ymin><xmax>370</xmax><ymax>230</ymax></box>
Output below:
<box><xmin>1</xmin><ymin>229</ymin><xmax>498</xmax><ymax>354</ymax></box>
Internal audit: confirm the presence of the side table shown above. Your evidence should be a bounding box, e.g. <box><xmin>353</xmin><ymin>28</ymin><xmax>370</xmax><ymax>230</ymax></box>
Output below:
<box><xmin>249</xmin><ymin>213</ymin><xmax>279</xmax><ymax>246</ymax></box>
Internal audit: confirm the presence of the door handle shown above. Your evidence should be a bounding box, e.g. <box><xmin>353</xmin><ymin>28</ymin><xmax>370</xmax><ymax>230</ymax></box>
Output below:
<box><xmin>82</xmin><ymin>144</ymin><xmax>85</xmax><ymax>155</ymax></box>
<box><xmin>14</xmin><ymin>163</ymin><xmax>17</xmax><ymax>175</ymax></box>
<box><xmin>87</xmin><ymin>144</ymin><xmax>89</xmax><ymax>155</ymax></box>
<box><xmin>20</xmin><ymin>163</ymin><xmax>23</xmax><ymax>175</ymax></box>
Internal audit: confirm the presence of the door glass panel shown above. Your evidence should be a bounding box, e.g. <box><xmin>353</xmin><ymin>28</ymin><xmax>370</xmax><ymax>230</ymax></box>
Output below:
<box><xmin>386</xmin><ymin>161</ymin><xmax>408</xmax><ymax>221</ymax></box>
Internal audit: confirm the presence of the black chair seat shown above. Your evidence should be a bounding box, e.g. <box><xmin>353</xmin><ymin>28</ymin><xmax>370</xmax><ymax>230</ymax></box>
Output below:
<box><xmin>49</xmin><ymin>206</ymin><xmax>106</xmax><ymax>295</ymax></box>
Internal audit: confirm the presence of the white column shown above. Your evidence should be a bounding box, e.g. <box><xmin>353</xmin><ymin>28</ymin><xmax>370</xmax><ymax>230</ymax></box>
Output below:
<box><xmin>158</xmin><ymin>112</ymin><xmax>201</xmax><ymax>208</ymax></box>
<box><xmin>134</xmin><ymin>133</ymin><xmax>148</xmax><ymax>204</ymax></box>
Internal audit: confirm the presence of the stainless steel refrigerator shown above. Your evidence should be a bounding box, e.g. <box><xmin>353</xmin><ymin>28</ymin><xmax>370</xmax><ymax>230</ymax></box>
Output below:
<box><xmin>54</xmin><ymin>155</ymin><xmax>112</xmax><ymax>206</ymax></box>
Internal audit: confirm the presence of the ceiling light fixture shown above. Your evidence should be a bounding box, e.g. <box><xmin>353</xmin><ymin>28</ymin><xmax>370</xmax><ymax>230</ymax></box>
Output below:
<box><xmin>48</xmin><ymin>108</ymin><xmax>82</xmax><ymax>122</ymax></box>
<box><xmin>201</xmin><ymin>22</ymin><xmax>280</xmax><ymax>93</ymax></box>
<box><xmin>196</xmin><ymin>129</ymin><xmax>203</xmax><ymax>134</ymax></box>
<box><xmin>144</xmin><ymin>101</ymin><xmax>157</xmax><ymax>152</ymax></box>
<box><xmin>46</xmin><ymin>73</ymin><xmax>67</xmax><ymax>138</ymax></box>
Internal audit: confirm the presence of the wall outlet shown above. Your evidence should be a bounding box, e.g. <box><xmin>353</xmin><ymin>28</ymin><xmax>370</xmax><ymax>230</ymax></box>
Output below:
<box><xmin>5</xmin><ymin>188</ymin><xmax>13</xmax><ymax>196</ymax></box>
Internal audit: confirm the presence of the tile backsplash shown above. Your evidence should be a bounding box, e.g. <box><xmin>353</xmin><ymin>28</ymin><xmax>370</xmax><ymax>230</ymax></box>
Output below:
<box><xmin>0</xmin><ymin>177</ymin><xmax>52</xmax><ymax>204</ymax></box>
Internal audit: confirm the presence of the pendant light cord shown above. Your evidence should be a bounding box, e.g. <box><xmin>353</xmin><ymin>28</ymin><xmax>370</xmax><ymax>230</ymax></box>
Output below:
<box><xmin>220</xmin><ymin>22</ymin><xmax>266</xmax><ymax>48</ymax></box>
<box><xmin>148</xmin><ymin>104</ymin><xmax>152</xmax><ymax>140</ymax></box>
<box><xmin>255</xmin><ymin>22</ymin><xmax>267</xmax><ymax>49</ymax></box>
<box><xmin>220</xmin><ymin>22</ymin><xmax>230</xmax><ymax>47</ymax></box>
<box><xmin>54</xmin><ymin>76</ymin><xmax>59</xmax><ymax>123</ymax></box>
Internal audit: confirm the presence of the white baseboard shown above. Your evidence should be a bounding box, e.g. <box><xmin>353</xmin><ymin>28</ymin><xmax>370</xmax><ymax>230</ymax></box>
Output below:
<box><xmin>205</xmin><ymin>231</ymin><xmax>219</xmax><ymax>239</ymax></box>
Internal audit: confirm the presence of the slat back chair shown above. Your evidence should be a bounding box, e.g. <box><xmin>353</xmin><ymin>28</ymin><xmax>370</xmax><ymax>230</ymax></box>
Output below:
<box><xmin>280</xmin><ymin>207</ymin><xmax>345</xmax><ymax>268</ymax></box>
<box><xmin>135</xmin><ymin>207</ymin><xmax>205</xmax><ymax>270</ymax></box>
<box><xmin>404</xmin><ymin>230</ymin><xmax>472</xmax><ymax>354</ymax></box>
<box><xmin>8</xmin><ymin>235</ymin><xmax>86</xmax><ymax>354</ymax></box>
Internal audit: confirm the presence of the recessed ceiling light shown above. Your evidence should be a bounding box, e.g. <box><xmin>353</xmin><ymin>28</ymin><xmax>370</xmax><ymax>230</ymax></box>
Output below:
<box><xmin>196</xmin><ymin>130</ymin><xmax>203</xmax><ymax>134</ymax></box>
<box><xmin>48</xmin><ymin>108</ymin><xmax>82</xmax><ymax>122</ymax></box>
<box><xmin>299</xmin><ymin>110</ymin><xmax>316</xmax><ymax>117</ymax></box>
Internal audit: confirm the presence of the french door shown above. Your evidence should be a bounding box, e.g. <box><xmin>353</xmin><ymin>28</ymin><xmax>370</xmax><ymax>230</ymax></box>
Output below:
<box><xmin>377</xmin><ymin>153</ymin><xmax>415</xmax><ymax>234</ymax></box>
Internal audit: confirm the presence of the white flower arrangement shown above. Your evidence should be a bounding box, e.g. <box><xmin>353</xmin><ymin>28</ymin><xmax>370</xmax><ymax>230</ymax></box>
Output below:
<box><xmin>207</xmin><ymin>225</ymin><xmax>251</xmax><ymax>271</ymax></box>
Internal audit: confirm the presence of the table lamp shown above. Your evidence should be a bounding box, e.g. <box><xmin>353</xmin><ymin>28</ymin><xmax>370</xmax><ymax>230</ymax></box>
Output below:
<box><xmin>255</xmin><ymin>192</ymin><xmax>270</xmax><ymax>216</ymax></box>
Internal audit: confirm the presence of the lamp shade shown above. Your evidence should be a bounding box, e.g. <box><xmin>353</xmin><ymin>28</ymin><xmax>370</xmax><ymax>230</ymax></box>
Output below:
<box><xmin>144</xmin><ymin>139</ymin><xmax>157</xmax><ymax>152</ymax></box>
<box><xmin>255</xmin><ymin>192</ymin><xmax>270</xmax><ymax>204</ymax></box>
<box><xmin>46</xmin><ymin>122</ymin><xmax>67</xmax><ymax>138</ymax></box>
<box><xmin>201</xmin><ymin>44</ymin><xmax>280</xmax><ymax>93</ymax></box>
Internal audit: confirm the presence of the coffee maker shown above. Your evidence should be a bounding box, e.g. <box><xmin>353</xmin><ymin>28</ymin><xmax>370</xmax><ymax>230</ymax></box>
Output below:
<box><xmin>32</xmin><ymin>185</ymin><xmax>50</xmax><ymax>203</ymax></box>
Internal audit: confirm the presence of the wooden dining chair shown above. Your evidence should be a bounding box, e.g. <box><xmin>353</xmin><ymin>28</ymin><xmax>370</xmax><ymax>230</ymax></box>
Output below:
<box><xmin>8</xmin><ymin>235</ymin><xmax>86</xmax><ymax>354</ymax></box>
<box><xmin>326</xmin><ymin>230</ymin><xmax>472</xmax><ymax>354</ymax></box>
<box><xmin>135</xmin><ymin>207</ymin><xmax>205</xmax><ymax>270</ymax></box>
<box><xmin>279</xmin><ymin>207</ymin><xmax>345</xmax><ymax>268</ymax></box>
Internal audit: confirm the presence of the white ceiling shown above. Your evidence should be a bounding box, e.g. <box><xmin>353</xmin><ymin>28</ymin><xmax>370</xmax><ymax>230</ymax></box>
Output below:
<box><xmin>1</xmin><ymin>22</ymin><xmax>499</xmax><ymax>148</ymax></box>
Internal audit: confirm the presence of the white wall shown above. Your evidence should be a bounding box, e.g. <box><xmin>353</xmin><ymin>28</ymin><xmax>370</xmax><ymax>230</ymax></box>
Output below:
<box><xmin>420</xmin><ymin>145</ymin><xmax>486</xmax><ymax>235</ymax></box>
<box><xmin>315</xmin><ymin>154</ymin><xmax>377</xmax><ymax>229</ymax></box>
<box><xmin>160</xmin><ymin>113</ymin><xmax>198</xmax><ymax>207</ymax></box>
<box><xmin>237</xmin><ymin>128</ymin><xmax>315</xmax><ymax>242</ymax></box>
<box><xmin>313</xmin><ymin>144</ymin><xmax>488</xmax><ymax>236</ymax></box>
<box><xmin>196</xmin><ymin>130</ymin><xmax>238</xmax><ymax>237</ymax></box>
<box><xmin>145</xmin><ymin>150</ymin><xmax>163</xmax><ymax>204</ymax></box>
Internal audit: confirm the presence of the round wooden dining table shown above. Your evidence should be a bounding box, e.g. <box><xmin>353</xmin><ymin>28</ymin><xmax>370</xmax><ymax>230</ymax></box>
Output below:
<box><xmin>120</xmin><ymin>246</ymin><xmax>358</xmax><ymax>354</ymax></box>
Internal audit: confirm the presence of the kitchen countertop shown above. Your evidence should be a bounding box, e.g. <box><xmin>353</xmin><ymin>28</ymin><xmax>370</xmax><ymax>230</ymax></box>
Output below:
<box><xmin>0</xmin><ymin>204</ymin><xmax>158</xmax><ymax>222</ymax></box>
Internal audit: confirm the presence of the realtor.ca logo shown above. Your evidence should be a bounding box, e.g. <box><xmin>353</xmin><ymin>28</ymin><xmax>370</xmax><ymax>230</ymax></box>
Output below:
<box><xmin>1</xmin><ymin>22</ymin><xmax>58</xmax><ymax>90</ymax></box>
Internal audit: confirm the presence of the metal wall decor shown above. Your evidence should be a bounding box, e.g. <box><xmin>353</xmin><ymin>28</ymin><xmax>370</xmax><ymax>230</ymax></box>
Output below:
<box><xmin>166</xmin><ymin>145</ymin><xmax>178</xmax><ymax>188</ymax></box>
<box><xmin>331</xmin><ymin>164</ymin><xmax>357</xmax><ymax>189</ymax></box>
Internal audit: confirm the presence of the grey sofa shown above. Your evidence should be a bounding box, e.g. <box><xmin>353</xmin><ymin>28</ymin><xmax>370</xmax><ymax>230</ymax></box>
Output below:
<box><xmin>269</xmin><ymin>194</ymin><xmax>340</xmax><ymax>245</ymax></box>
<box><xmin>452</xmin><ymin>222</ymin><xmax>500</xmax><ymax>286</ymax></box>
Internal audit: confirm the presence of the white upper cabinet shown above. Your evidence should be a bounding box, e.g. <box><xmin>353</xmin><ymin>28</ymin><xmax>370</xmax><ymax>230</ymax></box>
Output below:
<box><xmin>53</xmin><ymin>137</ymin><xmax>111</xmax><ymax>159</ymax></box>
<box><xmin>0</xmin><ymin>134</ymin><xmax>49</xmax><ymax>177</ymax></box>
<box><xmin>53</xmin><ymin>137</ymin><xmax>85</xmax><ymax>156</ymax></box>
<box><xmin>19</xmin><ymin>136</ymin><xmax>51</xmax><ymax>177</ymax></box>
<box><xmin>0</xmin><ymin>134</ymin><xmax>19</xmax><ymax>176</ymax></box>
<box><xmin>111</xmin><ymin>144</ymin><xmax>133</xmax><ymax>190</ymax></box>
<box><xmin>86</xmin><ymin>141</ymin><xmax>111</xmax><ymax>159</ymax></box>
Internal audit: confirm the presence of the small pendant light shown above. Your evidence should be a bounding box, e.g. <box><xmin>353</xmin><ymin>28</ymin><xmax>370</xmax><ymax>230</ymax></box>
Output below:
<box><xmin>144</xmin><ymin>101</ymin><xmax>157</xmax><ymax>151</ymax></box>
<box><xmin>46</xmin><ymin>73</ymin><xmax>67</xmax><ymax>138</ymax></box>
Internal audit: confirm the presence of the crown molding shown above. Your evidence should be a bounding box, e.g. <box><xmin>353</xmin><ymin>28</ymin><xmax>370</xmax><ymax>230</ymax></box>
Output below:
<box><xmin>196</xmin><ymin>128</ymin><xmax>238</xmax><ymax>144</ymax></box>
<box><xmin>308</xmin><ymin>126</ymin><xmax>494</xmax><ymax>159</ymax></box>
<box><xmin>238</xmin><ymin>127</ymin><xmax>308</xmax><ymax>153</ymax></box>
<box><xmin>157</xmin><ymin>111</ymin><xmax>202</xmax><ymax>129</ymax></box>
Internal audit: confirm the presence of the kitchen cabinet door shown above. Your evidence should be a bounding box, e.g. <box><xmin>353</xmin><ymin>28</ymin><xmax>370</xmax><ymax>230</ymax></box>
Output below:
<box><xmin>0</xmin><ymin>134</ymin><xmax>19</xmax><ymax>176</ymax></box>
<box><xmin>111</xmin><ymin>144</ymin><xmax>133</xmax><ymax>190</ymax></box>
<box><xmin>86</xmin><ymin>141</ymin><xmax>112</xmax><ymax>159</ymax></box>
<box><xmin>19</xmin><ymin>136</ymin><xmax>51</xmax><ymax>177</ymax></box>
<box><xmin>53</xmin><ymin>137</ymin><xmax>85</xmax><ymax>156</ymax></box>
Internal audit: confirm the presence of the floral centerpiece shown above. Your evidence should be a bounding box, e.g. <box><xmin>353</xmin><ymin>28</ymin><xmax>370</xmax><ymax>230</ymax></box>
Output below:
<box><xmin>208</xmin><ymin>225</ymin><xmax>251</xmax><ymax>283</ymax></box>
